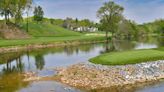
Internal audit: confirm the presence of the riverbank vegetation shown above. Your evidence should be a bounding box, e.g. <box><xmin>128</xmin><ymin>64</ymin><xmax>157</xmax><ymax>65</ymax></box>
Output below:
<box><xmin>90</xmin><ymin>49</ymin><xmax>164</xmax><ymax>65</ymax></box>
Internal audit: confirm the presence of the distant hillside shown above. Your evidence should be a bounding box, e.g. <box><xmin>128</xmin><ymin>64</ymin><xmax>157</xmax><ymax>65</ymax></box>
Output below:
<box><xmin>20</xmin><ymin>22</ymin><xmax>82</xmax><ymax>37</ymax></box>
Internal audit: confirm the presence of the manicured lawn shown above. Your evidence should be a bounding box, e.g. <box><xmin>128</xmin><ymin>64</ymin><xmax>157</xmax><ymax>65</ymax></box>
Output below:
<box><xmin>0</xmin><ymin>21</ymin><xmax>105</xmax><ymax>47</ymax></box>
<box><xmin>157</xmin><ymin>47</ymin><xmax>164</xmax><ymax>51</ymax></box>
<box><xmin>21</xmin><ymin>22</ymin><xmax>81</xmax><ymax>37</ymax></box>
<box><xmin>90</xmin><ymin>49</ymin><xmax>164</xmax><ymax>65</ymax></box>
<box><xmin>0</xmin><ymin>35</ymin><xmax>105</xmax><ymax>47</ymax></box>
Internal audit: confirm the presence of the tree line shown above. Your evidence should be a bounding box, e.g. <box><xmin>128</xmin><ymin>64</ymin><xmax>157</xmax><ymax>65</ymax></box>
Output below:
<box><xmin>48</xmin><ymin>18</ymin><xmax>97</xmax><ymax>31</ymax></box>
<box><xmin>97</xmin><ymin>1</ymin><xmax>163</xmax><ymax>42</ymax></box>
<box><xmin>0</xmin><ymin>0</ymin><xmax>162</xmax><ymax>37</ymax></box>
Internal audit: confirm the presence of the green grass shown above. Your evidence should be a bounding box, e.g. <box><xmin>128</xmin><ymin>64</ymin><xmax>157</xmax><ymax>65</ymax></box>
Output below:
<box><xmin>0</xmin><ymin>36</ymin><xmax>105</xmax><ymax>47</ymax></box>
<box><xmin>0</xmin><ymin>20</ymin><xmax>105</xmax><ymax>47</ymax></box>
<box><xmin>21</xmin><ymin>22</ymin><xmax>82</xmax><ymax>37</ymax></box>
<box><xmin>156</xmin><ymin>47</ymin><xmax>164</xmax><ymax>51</ymax></box>
<box><xmin>90</xmin><ymin>49</ymin><xmax>164</xmax><ymax>65</ymax></box>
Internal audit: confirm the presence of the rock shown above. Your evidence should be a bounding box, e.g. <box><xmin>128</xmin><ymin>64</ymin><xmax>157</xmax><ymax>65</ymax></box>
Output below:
<box><xmin>56</xmin><ymin>60</ymin><xmax>164</xmax><ymax>89</ymax></box>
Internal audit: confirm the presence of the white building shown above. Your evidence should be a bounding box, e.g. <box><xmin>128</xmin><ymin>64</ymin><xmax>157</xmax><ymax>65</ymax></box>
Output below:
<box><xmin>75</xmin><ymin>27</ymin><xmax>98</xmax><ymax>32</ymax></box>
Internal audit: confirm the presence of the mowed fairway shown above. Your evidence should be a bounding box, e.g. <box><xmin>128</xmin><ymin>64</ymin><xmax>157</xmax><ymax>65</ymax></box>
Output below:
<box><xmin>90</xmin><ymin>49</ymin><xmax>164</xmax><ymax>65</ymax></box>
<box><xmin>21</xmin><ymin>22</ymin><xmax>82</xmax><ymax>37</ymax></box>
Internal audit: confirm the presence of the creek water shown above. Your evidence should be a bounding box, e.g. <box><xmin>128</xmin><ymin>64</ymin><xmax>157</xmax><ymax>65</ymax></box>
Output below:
<box><xmin>0</xmin><ymin>36</ymin><xmax>163</xmax><ymax>92</ymax></box>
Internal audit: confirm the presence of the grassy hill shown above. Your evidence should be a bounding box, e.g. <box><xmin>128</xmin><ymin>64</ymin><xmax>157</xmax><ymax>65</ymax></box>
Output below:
<box><xmin>20</xmin><ymin>22</ymin><xmax>82</xmax><ymax>37</ymax></box>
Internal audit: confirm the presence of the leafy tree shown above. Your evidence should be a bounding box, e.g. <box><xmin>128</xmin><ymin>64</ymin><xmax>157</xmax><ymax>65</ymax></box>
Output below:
<box><xmin>97</xmin><ymin>1</ymin><xmax>124</xmax><ymax>42</ymax></box>
<box><xmin>62</xmin><ymin>17</ymin><xmax>74</xmax><ymax>29</ymax></box>
<box><xmin>0</xmin><ymin>0</ymin><xmax>14</xmax><ymax>24</ymax></box>
<box><xmin>75</xmin><ymin>18</ymin><xmax>78</xmax><ymax>24</ymax></box>
<box><xmin>33</xmin><ymin>6</ymin><xmax>44</xmax><ymax>23</ymax></box>
<box><xmin>0</xmin><ymin>0</ymin><xmax>33</xmax><ymax>25</ymax></box>
<box><xmin>80</xmin><ymin>19</ymin><xmax>92</xmax><ymax>27</ymax></box>
<box><xmin>117</xmin><ymin>19</ymin><xmax>138</xmax><ymax>39</ymax></box>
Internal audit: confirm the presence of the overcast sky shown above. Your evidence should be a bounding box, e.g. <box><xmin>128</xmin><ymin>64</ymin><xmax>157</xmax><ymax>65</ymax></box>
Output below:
<box><xmin>31</xmin><ymin>0</ymin><xmax>164</xmax><ymax>24</ymax></box>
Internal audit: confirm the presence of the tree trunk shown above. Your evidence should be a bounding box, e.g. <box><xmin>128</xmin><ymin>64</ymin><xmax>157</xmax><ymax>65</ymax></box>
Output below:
<box><xmin>4</xmin><ymin>12</ymin><xmax>8</xmax><ymax>24</ymax></box>
<box><xmin>105</xmin><ymin>31</ymin><xmax>109</xmax><ymax>52</ymax></box>
<box><xmin>26</xmin><ymin>12</ymin><xmax>29</xmax><ymax>32</ymax></box>
<box><xmin>106</xmin><ymin>31</ymin><xmax>109</xmax><ymax>43</ymax></box>
<box><xmin>7</xmin><ymin>14</ymin><xmax>10</xmax><ymax>23</ymax></box>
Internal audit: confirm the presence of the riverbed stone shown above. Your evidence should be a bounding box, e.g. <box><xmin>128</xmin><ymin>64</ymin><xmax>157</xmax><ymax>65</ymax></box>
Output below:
<box><xmin>56</xmin><ymin>60</ymin><xmax>164</xmax><ymax>89</ymax></box>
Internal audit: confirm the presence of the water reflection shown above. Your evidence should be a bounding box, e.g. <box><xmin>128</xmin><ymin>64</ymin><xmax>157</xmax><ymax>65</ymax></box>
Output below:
<box><xmin>0</xmin><ymin>44</ymin><xmax>102</xmax><ymax>73</ymax></box>
<box><xmin>0</xmin><ymin>44</ymin><xmax>104</xmax><ymax>92</ymax></box>
<box><xmin>34</xmin><ymin>55</ymin><xmax>45</xmax><ymax>70</ymax></box>
<box><xmin>103</xmin><ymin>36</ymin><xmax>163</xmax><ymax>53</ymax></box>
<box><xmin>0</xmin><ymin>36</ymin><xmax>163</xmax><ymax>92</ymax></box>
<box><xmin>2</xmin><ymin>57</ymin><xmax>24</xmax><ymax>74</ymax></box>
<box><xmin>0</xmin><ymin>73</ymin><xmax>29</xmax><ymax>92</ymax></box>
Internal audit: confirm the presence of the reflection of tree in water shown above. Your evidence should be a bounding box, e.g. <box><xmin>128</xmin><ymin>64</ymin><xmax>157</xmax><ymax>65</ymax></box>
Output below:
<box><xmin>2</xmin><ymin>56</ymin><xmax>24</xmax><ymax>74</ymax></box>
<box><xmin>0</xmin><ymin>52</ymin><xmax>25</xmax><ymax>74</ymax></box>
<box><xmin>34</xmin><ymin>54</ymin><xmax>45</xmax><ymax>70</ymax></box>
<box><xmin>64</xmin><ymin>44</ymin><xmax>95</xmax><ymax>55</ymax></box>
<box><xmin>158</xmin><ymin>37</ymin><xmax>164</xmax><ymax>46</ymax></box>
<box><xmin>78</xmin><ymin>44</ymin><xmax>94</xmax><ymax>53</ymax></box>
<box><xmin>102</xmin><ymin>39</ymin><xmax>135</xmax><ymax>53</ymax></box>
<box><xmin>114</xmin><ymin>40</ymin><xmax>135</xmax><ymax>51</ymax></box>
<box><xmin>0</xmin><ymin>55</ymin><xmax>29</xmax><ymax>92</ymax></box>
<box><xmin>64</xmin><ymin>46</ymin><xmax>75</xmax><ymax>56</ymax></box>
<box><xmin>104</xmin><ymin>40</ymin><xmax>115</xmax><ymax>53</ymax></box>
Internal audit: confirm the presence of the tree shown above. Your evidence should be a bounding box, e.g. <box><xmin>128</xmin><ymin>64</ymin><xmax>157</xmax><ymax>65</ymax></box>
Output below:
<box><xmin>75</xmin><ymin>18</ymin><xmax>78</xmax><ymax>27</ymax></box>
<box><xmin>62</xmin><ymin>17</ymin><xmax>73</xmax><ymax>29</ymax></box>
<box><xmin>97</xmin><ymin>1</ymin><xmax>124</xmax><ymax>42</ymax></box>
<box><xmin>117</xmin><ymin>19</ymin><xmax>137</xmax><ymax>39</ymax></box>
<box><xmin>25</xmin><ymin>0</ymin><xmax>33</xmax><ymax>32</ymax></box>
<box><xmin>33</xmin><ymin>6</ymin><xmax>44</xmax><ymax>23</ymax></box>
<box><xmin>0</xmin><ymin>0</ymin><xmax>33</xmax><ymax>25</ymax></box>
<box><xmin>0</xmin><ymin>0</ymin><xmax>14</xmax><ymax>24</ymax></box>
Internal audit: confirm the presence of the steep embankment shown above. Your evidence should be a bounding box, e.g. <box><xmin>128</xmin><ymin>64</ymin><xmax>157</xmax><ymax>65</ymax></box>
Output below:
<box><xmin>0</xmin><ymin>23</ymin><xmax>30</xmax><ymax>39</ymax></box>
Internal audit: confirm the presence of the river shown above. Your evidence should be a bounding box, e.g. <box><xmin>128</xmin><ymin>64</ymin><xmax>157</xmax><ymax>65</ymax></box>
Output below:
<box><xmin>0</xmin><ymin>36</ymin><xmax>163</xmax><ymax>92</ymax></box>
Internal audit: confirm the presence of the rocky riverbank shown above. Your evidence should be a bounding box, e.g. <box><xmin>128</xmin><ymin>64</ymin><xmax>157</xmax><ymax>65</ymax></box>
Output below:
<box><xmin>56</xmin><ymin>60</ymin><xmax>164</xmax><ymax>89</ymax></box>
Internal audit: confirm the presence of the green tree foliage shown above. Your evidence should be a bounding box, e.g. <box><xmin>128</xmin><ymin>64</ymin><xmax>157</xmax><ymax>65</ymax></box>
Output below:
<box><xmin>62</xmin><ymin>17</ymin><xmax>95</xmax><ymax>30</ymax></box>
<box><xmin>97</xmin><ymin>1</ymin><xmax>124</xmax><ymax>41</ymax></box>
<box><xmin>33</xmin><ymin>6</ymin><xmax>44</xmax><ymax>23</ymax></box>
<box><xmin>116</xmin><ymin>19</ymin><xmax>138</xmax><ymax>39</ymax></box>
<box><xmin>141</xmin><ymin>19</ymin><xmax>164</xmax><ymax>35</ymax></box>
<box><xmin>0</xmin><ymin>0</ymin><xmax>14</xmax><ymax>24</ymax></box>
<box><xmin>62</xmin><ymin>17</ymin><xmax>73</xmax><ymax>29</ymax></box>
<box><xmin>0</xmin><ymin>0</ymin><xmax>33</xmax><ymax>25</ymax></box>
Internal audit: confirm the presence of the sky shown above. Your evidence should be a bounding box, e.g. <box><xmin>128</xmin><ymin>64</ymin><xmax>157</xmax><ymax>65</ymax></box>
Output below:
<box><xmin>34</xmin><ymin>0</ymin><xmax>164</xmax><ymax>24</ymax></box>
